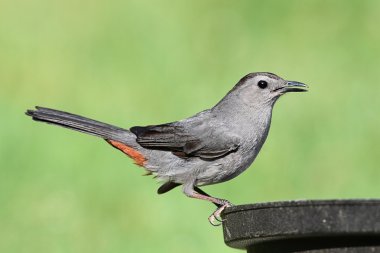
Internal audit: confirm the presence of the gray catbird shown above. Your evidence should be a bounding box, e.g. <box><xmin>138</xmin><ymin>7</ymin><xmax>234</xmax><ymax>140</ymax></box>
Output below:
<box><xmin>26</xmin><ymin>72</ymin><xmax>308</xmax><ymax>225</ymax></box>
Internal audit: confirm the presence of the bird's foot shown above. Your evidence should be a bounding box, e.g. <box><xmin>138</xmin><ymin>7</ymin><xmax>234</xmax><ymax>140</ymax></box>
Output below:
<box><xmin>208</xmin><ymin>201</ymin><xmax>233</xmax><ymax>226</ymax></box>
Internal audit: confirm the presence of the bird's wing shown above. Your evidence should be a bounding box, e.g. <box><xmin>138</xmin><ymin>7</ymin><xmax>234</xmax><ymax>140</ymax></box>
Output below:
<box><xmin>130</xmin><ymin>122</ymin><xmax>241</xmax><ymax>160</ymax></box>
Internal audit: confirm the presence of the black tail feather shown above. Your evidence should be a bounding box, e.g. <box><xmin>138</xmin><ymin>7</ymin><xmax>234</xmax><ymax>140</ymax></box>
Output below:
<box><xmin>26</xmin><ymin>106</ymin><xmax>130</xmax><ymax>140</ymax></box>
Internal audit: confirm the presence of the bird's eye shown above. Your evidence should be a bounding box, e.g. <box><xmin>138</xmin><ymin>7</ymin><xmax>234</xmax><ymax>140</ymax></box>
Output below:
<box><xmin>258</xmin><ymin>80</ymin><xmax>268</xmax><ymax>89</ymax></box>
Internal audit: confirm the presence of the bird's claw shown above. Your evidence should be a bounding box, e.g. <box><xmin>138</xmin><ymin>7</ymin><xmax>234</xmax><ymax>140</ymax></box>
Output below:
<box><xmin>208</xmin><ymin>202</ymin><xmax>233</xmax><ymax>226</ymax></box>
<box><xmin>208</xmin><ymin>213</ymin><xmax>223</xmax><ymax>226</ymax></box>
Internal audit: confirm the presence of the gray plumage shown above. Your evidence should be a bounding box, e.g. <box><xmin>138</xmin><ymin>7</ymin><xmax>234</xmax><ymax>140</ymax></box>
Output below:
<box><xmin>26</xmin><ymin>72</ymin><xmax>308</xmax><ymax>225</ymax></box>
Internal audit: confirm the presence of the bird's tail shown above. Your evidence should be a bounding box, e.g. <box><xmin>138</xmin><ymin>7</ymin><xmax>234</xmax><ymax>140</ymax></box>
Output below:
<box><xmin>26</xmin><ymin>106</ymin><xmax>132</xmax><ymax>142</ymax></box>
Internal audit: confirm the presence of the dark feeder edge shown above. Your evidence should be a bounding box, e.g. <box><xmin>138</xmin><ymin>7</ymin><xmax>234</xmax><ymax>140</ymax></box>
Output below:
<box><xmin>222</xmin><ymin>199</ymin><xmax>380</xmax><ymax>253</ymax></box>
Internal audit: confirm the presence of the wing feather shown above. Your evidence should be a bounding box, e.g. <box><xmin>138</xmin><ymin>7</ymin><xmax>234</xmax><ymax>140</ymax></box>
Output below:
<box><xmin>130</xmin><ymin>122</ymin><xmax>240</xmax><ymax>160</ymax></box>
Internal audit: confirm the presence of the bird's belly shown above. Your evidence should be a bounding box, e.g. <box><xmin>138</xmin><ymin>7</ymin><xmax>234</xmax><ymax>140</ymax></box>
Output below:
<box><xmin>195</xmin><ymin>151</ymin><xmax>257</xmax><ymax>186</ymax></box>
<box><xmin>142</xmin><ymin>142</ymin><xmax>262</xmax><ymax>186</ymax></box>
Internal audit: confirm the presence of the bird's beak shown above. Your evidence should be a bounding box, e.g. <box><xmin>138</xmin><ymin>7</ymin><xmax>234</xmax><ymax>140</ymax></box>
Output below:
<box><xmin>284</xmin><ymin>81</ymin><xmax>309</xmax><ymax>92</ymax></box>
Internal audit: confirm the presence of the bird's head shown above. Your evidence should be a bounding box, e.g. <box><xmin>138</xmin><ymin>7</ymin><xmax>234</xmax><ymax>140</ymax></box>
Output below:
<box><xmin>230</xmin><ymin>72</ymin><xmax>308</xmax><ymax>106</ymax></box>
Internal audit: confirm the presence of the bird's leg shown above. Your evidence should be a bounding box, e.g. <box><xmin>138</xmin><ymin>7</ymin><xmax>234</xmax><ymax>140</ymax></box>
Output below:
<box><xmin>194</xmin><ymin>187</ymin><xmax>222</xmax><ymax>208</ymax></box>
<box><xmin>184</xmin><ymin>185</ymin><xmax>233</xmax><ymax>226</ymax></box>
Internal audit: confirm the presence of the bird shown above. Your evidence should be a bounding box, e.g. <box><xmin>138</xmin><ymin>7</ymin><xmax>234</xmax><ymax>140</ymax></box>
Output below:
<box><xmin>26</xmin><ymin>72</ymin><xmax>308</xmax><ymax>225</ymax></box>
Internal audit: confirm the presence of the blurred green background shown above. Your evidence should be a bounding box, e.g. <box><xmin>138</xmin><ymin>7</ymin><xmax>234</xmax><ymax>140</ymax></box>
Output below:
<box><xmin>1</xmin><ymin>0</ymin><xmax>380</xmax><ymax>252</ymax></box>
